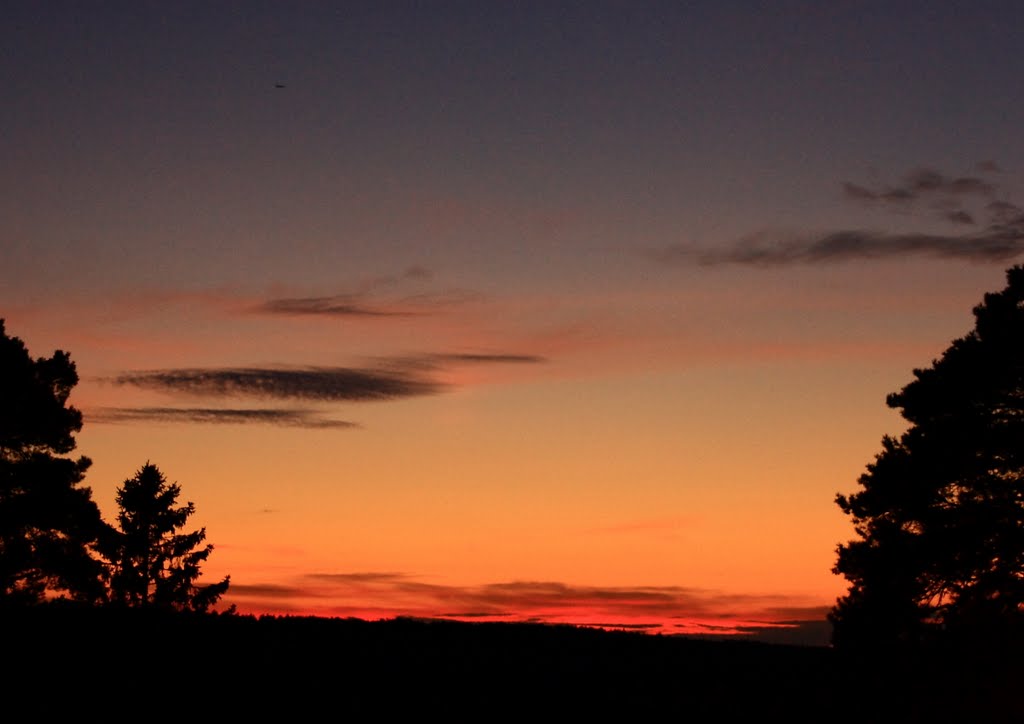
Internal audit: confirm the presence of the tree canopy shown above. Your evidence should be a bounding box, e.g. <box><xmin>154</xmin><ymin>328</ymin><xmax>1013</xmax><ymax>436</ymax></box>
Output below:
<box><xmin>832</xmin><ymin>266</ymin><xmax>1024</xmax><ymax>647</ymax></box>
<box><xmin>0</xmin><ymin>319</ymin><xmax>107</xmax><ymax>603</ymax></box>
<box><xmin>106</xmin><ymin>462</ymin><xmax>229</xmax><ymax>612</ymax></box>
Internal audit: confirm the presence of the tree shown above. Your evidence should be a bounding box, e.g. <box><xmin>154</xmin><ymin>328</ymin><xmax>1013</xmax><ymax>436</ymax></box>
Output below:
<box><xmin>832</xmin><ymin>265</ymin><xmax>1024</xmax><ymax>647</ymax></box>
<box><xmin>107</xmin><ymin>463</ymin><xmax>229</xmax><ymax>612</ymax></box>
<box><xmin>0</xmin><ymin>319</ymin><xmax>107</xmax><ymax>603</ymax></box>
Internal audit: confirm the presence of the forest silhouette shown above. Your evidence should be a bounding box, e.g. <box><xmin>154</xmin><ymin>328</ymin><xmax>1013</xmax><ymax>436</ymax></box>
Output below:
<box><xmin>5</xmin><ymin>259</ymin><xmax>1024</xmax><ymax>718</ymax></box>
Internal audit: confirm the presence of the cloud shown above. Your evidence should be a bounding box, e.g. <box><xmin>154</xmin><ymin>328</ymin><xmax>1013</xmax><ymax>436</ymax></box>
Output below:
<box><xmin>662</xmin><ymin>228</ymin><xmax>1024</xmax><ymax>266</ymax></box>
<box><xmin>843</xmin><ymin>167</ymin><xmax>996</xmax><ymax>205</ymax></box>
<box><xmin>111</xmin><ymin>366</ymin><xmax>445</xmax><ymax>401</ymax></box>
<box><xmin>945</xmin><ymin>210</ymin><xmax>975</xmax><ymax>225</ymax></box>
<box><xmin>104</xmin><ymin>352</ymin><xmax>545</xmax><ymax>427</ymax></box>
<box><xmin>653</xmin><ymin>165</ymin><xmax>1024</xmax><ymax>267</ymax></box>
<box><xmin>112</xmin><ymin>353</ymin><xmax>544</xmax><ymax>401</ymax></box>
<box><xmin>258</xmin><ymin>295</ymin><xmax>417</xmax><ymax>317</ymax></box>
<box><xmin>87</xmin><ymin>407</ymin><xmax>357</xmax><ymax>429</ymax></box>
<box><xmin>253</xmin><ymin>262</ymin><xmax>480</xmax><ymax>318</ymax></box>
<box><xmin>255</xmin><ymin>290</ymin><xmax>481</xmax><ymax>318</ymax></box>
<box><xmin>988</xmin><ymin>200</ymin><xmax>1022</xmax><ymax>223</ymax></box>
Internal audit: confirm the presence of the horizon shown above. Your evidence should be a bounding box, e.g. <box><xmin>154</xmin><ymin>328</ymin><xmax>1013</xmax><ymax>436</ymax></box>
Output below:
<box><xmin>4</xmin><ymin>2</ymin><xmax>1023</xmax><ymax>646</ymax></box>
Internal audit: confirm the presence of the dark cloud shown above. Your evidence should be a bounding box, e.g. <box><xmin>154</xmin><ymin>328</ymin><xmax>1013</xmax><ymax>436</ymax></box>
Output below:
<box><xmin>945</xmin><ymin>210</ymin><xmax>975</xmax><ymax>225</ymax></box>
<box><xmin>655</xmin><ymin>228</ymin><xmax>1024</xmax><ymax>266</ymax></box>
<box><xmin>987</xmin><ymin>200</ymin><xmax>1023</xmax><ymax>223</ymax></box>
<box><xmin>904</xmin><ymin>167</ymin><xmax>995</xmax><ymax>196</ymax></box>
<box><xmin>88</xmin><ymin>407</ymin><xmax>357</xmax><ymax>429</ymax></box>
<box><xmin>112</xmin><ymin>356</ymin><xmax>542</xmax><ymax>401</ymax></box>
<box><xmin>255</xmin><ymin>281</ymin><xmax>480</xmax><ymax>318</ymax></box>
<box><xmin>845</xmin><ymin>167</ymin><xmax>996</xmax><ymax>205</ymax></box>
<box><xmin>106</xmin><ymin>352</ymin><xmax>545</xmax><ymax>428</ymax></box>
<box><xmin>834</xmin><ymin>166</ymin><xmax>1009</xmax><ymax>236</ymax></box>
<box><xmin>111</xmin><ymin>366</ymin><xmax>445</xmax><ymax>401</ymax></box>
<box><xmin>258</xmin><ymin>295</ymin><xmax>417</xmax><ymax>317</ymax></box>
<box><xmin>841</xmin><ymin>182</ymin><xmax>878</xmax><ymax>201</ymax></box>
<box><xmin>654</xmin><ymin>165</ymin><xmax>1024</xmax><ymax>267</ymax></box>
<box><xmin>402</xmin><ymin>265</ymin><xmax>432</xmax><ymax>281</ymax></box>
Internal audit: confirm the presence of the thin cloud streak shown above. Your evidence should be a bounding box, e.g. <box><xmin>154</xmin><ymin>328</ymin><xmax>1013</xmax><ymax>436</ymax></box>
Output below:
<box><xmin>88</xmin><ymin>407</ymin><xmax>357</xmax><ymax>429</ymax></box>
<box><xmin>661</xmin><ymin>228</ymin><xmax>1024</xmax><ymax>266</ymax></box>
<box><xmin>432</xmin><ymin>353</ymin><xmax>547</xmax><ymax>365</ymax></box>
<box><xmin>259</xmin><ymin>295</ymin><xmax>418</xmax><ymax>317</ymax></box>
<box><xmin>111</xmin><ymin>354</ymin><xmax>544</xmax><ymax>402</ymax></box>
<box><xmin>842</xmin><ymin>167</ymin><xmax>996</xmax><ymax>205</ymax></box>
<box><xmin>255</xmin><ymin>290</ymin><xmax>481</xmax><ymax>318</ymax></box>
<box><xmin>111</xmin><ymin>366</ymin><xmax>445</xmax><ymax>401</ymax></box>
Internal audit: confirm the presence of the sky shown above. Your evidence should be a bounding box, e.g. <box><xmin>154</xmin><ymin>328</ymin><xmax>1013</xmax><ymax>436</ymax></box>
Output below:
<box><xmin>4</xmin><ymin>1</ymin><xmax>1024</xmax><ymax>643</ymax></box>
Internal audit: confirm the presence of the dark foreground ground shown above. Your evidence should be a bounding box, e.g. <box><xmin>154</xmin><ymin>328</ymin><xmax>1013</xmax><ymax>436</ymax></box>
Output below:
<box><xmin>4</xmin><ymin>605</ymin><xmax>1021</xmax><ymax>721</ymax></box>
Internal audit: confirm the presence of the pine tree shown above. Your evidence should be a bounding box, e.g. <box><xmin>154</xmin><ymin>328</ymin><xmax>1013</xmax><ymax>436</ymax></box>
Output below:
<box><xmin>107</xmin><ymin>463</ymin><xmax>229</xmax><ymax>612</ymax></box>
<box><xmin>0</xmin><ymin>319</ymin><xmax>107</xmax><ymax>603</ymax></box>
<box><xmin>832</xmin><ymin>265</ymin><xmax>1024</xmax><ymax>647</ymax></box>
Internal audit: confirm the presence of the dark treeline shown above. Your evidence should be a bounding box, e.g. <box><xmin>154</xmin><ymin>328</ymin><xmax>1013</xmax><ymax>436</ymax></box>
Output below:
<box><xmin>5</xmin><ymin>602</ymin><xmax>1021</xmax><ymax>721</ymax></box>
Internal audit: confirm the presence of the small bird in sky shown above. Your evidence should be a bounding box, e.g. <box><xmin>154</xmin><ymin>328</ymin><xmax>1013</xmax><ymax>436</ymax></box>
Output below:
<box><xmin>275</xmin><ymin>83</ymin><xmax>286</xmax><ymax>89</ymax></box>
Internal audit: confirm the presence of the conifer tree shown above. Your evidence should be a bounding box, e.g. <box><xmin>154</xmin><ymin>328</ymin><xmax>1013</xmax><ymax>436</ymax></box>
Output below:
<box><xmin>833</xmin><ymin>265</ymin><xmax>1024</xmax><ymax>646</ymax></box>
<box><xmin>107</xmin><ymin>463</ymin><xmax>229</xmax><ymax>612</ymax></box>
<box><xmin>0</xmin><ymin>319</ymin><xmax>107</xmax><ymax>603</ymax></box>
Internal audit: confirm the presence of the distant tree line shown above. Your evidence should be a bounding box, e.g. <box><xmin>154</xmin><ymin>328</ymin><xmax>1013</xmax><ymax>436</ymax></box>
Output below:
<box><xmin>0</xmin><ymin>319</ymin><xmax>228</xmax><ymax>610</ymax></box>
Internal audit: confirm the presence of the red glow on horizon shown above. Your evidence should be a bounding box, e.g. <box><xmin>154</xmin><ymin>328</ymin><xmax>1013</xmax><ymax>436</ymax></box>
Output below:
<box><xmin>220</xmin><ymin>575</ymin><xmax>828</xmax><ymax>639</ymax></box>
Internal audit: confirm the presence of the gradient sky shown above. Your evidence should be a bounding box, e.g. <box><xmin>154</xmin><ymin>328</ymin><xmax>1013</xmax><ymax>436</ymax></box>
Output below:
<box><xmin>4</xmin><ymin>1</ymin><xmax>1024</xmax><ymax>641</ymax></box>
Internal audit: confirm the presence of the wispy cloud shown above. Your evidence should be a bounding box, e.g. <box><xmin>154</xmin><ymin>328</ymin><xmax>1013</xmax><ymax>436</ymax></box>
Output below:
<box><xmin>258</xmin><ymin>295</ymin><xmax>417</xmax><ymax>317</ymax></box>
<box><xmin>88</xmin><ymin>407</ymin><xmax>357</xmax><ymax>429</ymax></box>
<box><xmin>659</xmin><ymin>228</ymin><xmax>1024</xmax><ymax>266</ymax></box>
<box><xmin>253</xmin><ymin>265</ymin><xmax>481</xmax><ymax>318</ymax></box>
<box><xmin>256</xmin><ymin>290</ymin><xmax>481</xmax><ymax>318</ymax></box>
<box><xmin>653</xmin><ymin>164</ymin><xmax>1024</xmax><ymax>266</ymax></box>
<box><xmin>842</xmin><ymin>167</ymin><xmax>996</xmax><ymax>206</ymax></box>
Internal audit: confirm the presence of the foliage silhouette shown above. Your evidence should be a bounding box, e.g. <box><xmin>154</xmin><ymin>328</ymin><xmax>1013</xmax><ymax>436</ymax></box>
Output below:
<box><xmin>832</xmin><ymin>265</ymin><xmax>1024</xmax><ymax>647</ymax></box>
<box><xmin>0</xmin><ymin>319</ymin><xmax>107</xmax><ymax>603</ymax></box>
<box><xmin>106</xmin><ymin>462</ymin><xmax>229</xmax><ymax>611</ymax></box>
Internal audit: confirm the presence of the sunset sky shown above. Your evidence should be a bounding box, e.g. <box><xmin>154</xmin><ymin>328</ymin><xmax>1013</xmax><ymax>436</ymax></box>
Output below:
<box><xmin>4</xmin><ymin>1</ymin><xmax>1024</xmax><ymax>641</ymax></box>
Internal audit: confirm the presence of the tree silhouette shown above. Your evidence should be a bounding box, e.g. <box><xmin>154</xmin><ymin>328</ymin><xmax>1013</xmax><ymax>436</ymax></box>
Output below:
<box><xmin>0</xmin><ymin>319</ymin><xmax>107</xmax><ymax>603</ymax></box>
<box><xmin>107</xmin><ymin>463</ymin><xmax>229</xmax><ymax>611</ymax></box>
<box><xmin>832</xmin><ymin>266</ymin><xmax>1024</xmax><ymax>647</ymax></box>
